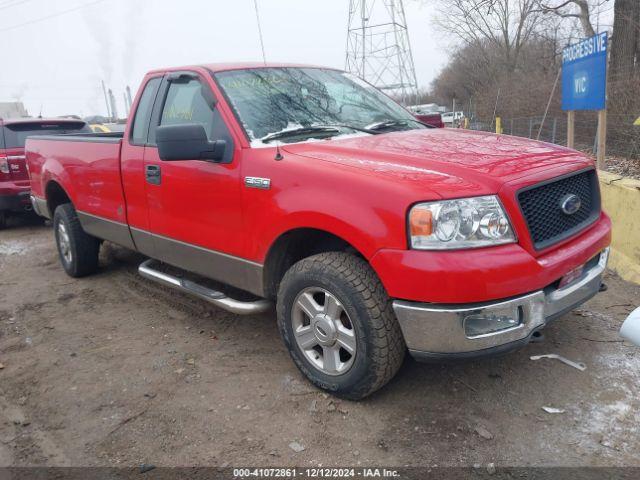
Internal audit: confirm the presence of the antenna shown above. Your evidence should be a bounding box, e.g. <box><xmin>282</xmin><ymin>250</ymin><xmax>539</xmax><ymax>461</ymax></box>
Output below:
<box><xmin>345</xmin><ymin>0</ymin><xmax>419</xmax><ymax>105</ymax></box>
<box><xmin>253</xmin><ymin>0</ymin><xmax>267</xmax><ymax>65</ymax></box>
<box><xmin>274</xmin><ymin>141</ymin><xmax>284</xmax><ymax>161</ymax></box>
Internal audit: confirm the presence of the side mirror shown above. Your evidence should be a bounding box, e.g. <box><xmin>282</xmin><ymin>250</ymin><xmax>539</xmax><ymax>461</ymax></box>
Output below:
<box><xmin>156</xmin><ymin>123</ymin><xmax>226</xmax><ymax>162</ymax></box>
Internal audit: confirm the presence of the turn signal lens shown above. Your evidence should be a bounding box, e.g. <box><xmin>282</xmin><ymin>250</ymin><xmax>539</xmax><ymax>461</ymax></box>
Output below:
<box><xmin>409</xmin><ymin>207</ymin><xmax>433</xmax><ymax>236</ymax></box>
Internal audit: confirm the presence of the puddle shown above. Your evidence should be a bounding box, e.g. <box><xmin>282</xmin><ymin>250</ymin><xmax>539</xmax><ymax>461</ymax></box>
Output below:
<box><xmin>572</xmin><ymin>350</ymin><xmax>640</xmax><ymax>458</ymax></box>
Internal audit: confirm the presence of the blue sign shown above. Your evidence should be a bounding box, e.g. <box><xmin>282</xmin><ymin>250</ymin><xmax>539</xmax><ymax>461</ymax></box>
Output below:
<box><xmin>562</xmin><ymin>32</ymin><xmax>608</xmax><ymax>111</ymax></box>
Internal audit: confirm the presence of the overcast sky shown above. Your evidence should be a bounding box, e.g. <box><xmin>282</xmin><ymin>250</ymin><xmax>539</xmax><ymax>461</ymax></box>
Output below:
<box><xmin>0</xmin><ymin>0</ymin><xmax>450</xmax><ymax>118</ymax></box>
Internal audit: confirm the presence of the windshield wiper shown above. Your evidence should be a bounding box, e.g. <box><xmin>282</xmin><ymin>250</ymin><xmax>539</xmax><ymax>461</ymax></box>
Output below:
<box><xmin>314</xmin><ymin>123</ymin><xmax>380</xmax><ymax>135</ymax></box>
<box><xmin>365</xmin><ymin>118</ymin><xmax>429</xmax><ymax>131</ymax></box>
<box><xmin>260</xmin><ymin>126</ymin><xmax>341</xmax><ymax>143</ymax></box>
<box><xmin>260</xmin><ymin>124</ymin><xmax>378</xmax><ymax>144</ymax></box>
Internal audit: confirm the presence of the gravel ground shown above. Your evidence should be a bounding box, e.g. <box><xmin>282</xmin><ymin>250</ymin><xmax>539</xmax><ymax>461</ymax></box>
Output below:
<box><xmin>1</xmin><ymin>215</ymin><xmax>639</xmax><ymax>469</ymax></box>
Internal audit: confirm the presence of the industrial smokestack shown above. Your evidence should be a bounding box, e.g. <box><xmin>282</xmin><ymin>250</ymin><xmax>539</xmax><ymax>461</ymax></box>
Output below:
<box><xmin>126</xmin><ymin>86</ymin><xmax>133</xmax><ymax>112</ymax></box>
<box><xmin>108</xmin><ymin>89</ymin><xmax>118</xmax><ymax>122</ymax></box>
<box><xmin>101</xmin><ymin>80</ymin><xmax>111</xmax><ymax>120</ymax></box>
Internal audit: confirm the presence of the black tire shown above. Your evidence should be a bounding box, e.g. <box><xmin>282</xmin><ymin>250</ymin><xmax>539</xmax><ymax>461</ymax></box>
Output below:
<box><xmin>53</xmin><ymin>203</ymin><xmax>100</xmax><ymax>277</ymax></box>
<box><xmin>277</xmin><ymin>252</ymin><xmax>405</xmax><ymax>400</ymax></box>
<box><xmin>0</xmin><ymin>211</ymin><xmax>6</xmax><ymax>229</ymax></box>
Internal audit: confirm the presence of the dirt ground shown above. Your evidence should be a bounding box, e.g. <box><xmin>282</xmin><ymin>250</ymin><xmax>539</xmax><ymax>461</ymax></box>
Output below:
<box><xmin>603</xmin><ymin>155</ymin><xmax>640</xmax><ymax>181</ymax></box>
<box><xmin>1</xmin><ymin>215</ymin><xmax>639</xmax><ymax>469</ymax></box>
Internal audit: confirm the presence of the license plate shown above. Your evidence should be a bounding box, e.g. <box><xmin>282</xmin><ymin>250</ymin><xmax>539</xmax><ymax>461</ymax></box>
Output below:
<box><xmin>559</xmin><ymin>264</ymin><xmax>585</xmax><ymax>288</ymax></box>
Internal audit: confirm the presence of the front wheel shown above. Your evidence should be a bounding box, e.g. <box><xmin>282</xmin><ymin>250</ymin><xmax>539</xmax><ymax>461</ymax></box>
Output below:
<box><xmin>0</xmin><ymin>211</ymin><xmax>6</xmax><ymax>229</ymax></box>
<box><xmin>277</xmin><ymin>252</ymin><xmax>405</xmax><ymax>400</ymax></box>
<box><xmin>53</xmin><ymin>203</ymin><xmax>100</xmax><ymax>277</ymax></box>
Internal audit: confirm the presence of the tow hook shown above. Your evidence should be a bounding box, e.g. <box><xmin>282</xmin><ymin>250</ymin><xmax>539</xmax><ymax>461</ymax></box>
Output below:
<box><xmin>530</xmin><ymin>330</ymin><xmax>545</xmax><ymax>343</ymax></box>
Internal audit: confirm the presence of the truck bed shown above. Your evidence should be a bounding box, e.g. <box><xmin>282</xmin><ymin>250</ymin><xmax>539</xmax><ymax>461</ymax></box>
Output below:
<box><xmin>26</xmin><ymin>133</ymin><xmax>128</xmax><ymax>229</ymax></box>
<box><xmin>29</xmin><ymin>131</ymin><xmax>124</xmax><ymax>143</ymax></box>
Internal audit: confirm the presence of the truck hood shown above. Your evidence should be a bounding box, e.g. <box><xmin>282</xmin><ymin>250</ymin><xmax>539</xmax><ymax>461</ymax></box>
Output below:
<box><xmin>283</xmin><ymin>128</ymin><xmax>593</xmax><ymax>196</ymax></box>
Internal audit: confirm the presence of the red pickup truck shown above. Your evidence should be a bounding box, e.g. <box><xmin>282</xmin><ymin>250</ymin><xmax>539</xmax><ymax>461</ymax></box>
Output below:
<box><xmin>0</xmin><ymin>118</ymin><xmax>91</xmax><ymax>228</ymax></box>
<box><xmin>27</xmin><ymin>63</ymin><xmax>611</xmax><ymax>399</ymax></box>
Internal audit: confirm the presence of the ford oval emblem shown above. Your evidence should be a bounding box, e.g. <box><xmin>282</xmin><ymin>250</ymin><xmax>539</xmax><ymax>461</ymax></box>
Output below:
<box><xmin>560</xmin><ymin>194</ymin><xmax>582</xmax><ymax>215</ymax></box>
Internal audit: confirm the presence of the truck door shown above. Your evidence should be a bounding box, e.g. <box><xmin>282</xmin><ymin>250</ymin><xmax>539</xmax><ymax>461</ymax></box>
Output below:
<box><xmin>142</xmin><ymin>72</ymin><xmax>247</xmax><ymax>281</ymax></box>
<box><xmin>120</xmin><ymin>75</ymin><xmax>162</xmax><ymax>256</ymax></box>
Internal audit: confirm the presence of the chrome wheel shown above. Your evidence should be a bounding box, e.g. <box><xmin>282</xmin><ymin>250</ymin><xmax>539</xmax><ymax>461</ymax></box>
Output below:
<box><xmin>57</xmin><ymin>222</ymin><xmax>72</xmax><ymax>264</ymax></box>
<box><xmin>292</xmin><ymin>287</ymin><xmax>357</xmax><ymax>376</ymax></box>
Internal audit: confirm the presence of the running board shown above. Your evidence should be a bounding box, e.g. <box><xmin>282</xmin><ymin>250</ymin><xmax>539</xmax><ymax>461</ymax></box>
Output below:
<box><xmin>138</xmin><ymin>259</ymin><xmax>272</xmax><ymax>315</ymax></box>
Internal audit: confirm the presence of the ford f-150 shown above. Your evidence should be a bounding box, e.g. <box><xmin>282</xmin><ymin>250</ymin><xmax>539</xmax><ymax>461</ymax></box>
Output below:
<box><xmin>26</xmin><ymin>63</ymin><xmax>611</xmax><ymax>399</ymax></box>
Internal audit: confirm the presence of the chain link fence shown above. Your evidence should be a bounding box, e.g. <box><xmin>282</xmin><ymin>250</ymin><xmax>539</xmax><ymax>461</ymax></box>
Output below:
<box><xmin>468</xmin><ymin>112</ymin><xmax>640</xmax><ymax>160</ymax></box>
<box><xmin>460</xmin><ymin>67</ymin><xmax>640</xmax><ymax>162</ymax></box>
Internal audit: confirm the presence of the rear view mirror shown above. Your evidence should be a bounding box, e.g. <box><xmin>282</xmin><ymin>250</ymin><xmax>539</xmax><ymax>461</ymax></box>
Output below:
<box><xmin>156</xmin><ymin>123</ymin><xmax>226</xmax><ymax>162</ymax></box>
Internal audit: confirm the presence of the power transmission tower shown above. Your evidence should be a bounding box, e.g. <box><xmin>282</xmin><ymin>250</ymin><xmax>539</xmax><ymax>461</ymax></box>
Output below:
<box><xmin>345</xmin><ymin>0</ymin><xmax>419</xmax><ymax>105</ymax></box>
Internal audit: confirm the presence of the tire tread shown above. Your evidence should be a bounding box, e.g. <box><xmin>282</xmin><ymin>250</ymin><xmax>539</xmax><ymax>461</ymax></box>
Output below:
<box><xmin>53</xmin><ymin>203</ymin><xmax>100</xmax><ymax>277</ymax></box>
<box><xmin>277</xmin><ymin>252</ymin><xmax>405</xmax><ymax>399</ymax></box>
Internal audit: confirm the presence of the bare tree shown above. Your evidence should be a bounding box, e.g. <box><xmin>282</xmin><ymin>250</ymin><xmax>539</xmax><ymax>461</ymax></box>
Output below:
<box><xmin>430</xmin><ymin>36</ymin><xmax>560</xmax><ymax>117</ymax></box>
<box><xmin>434</xmin><ymin>0</ymin><xmax>547</xmax><ymax>71</ymax></box>
<box><xmin>537</xmin><ymin>0</ymin><xmax>596</xmax><ymax>37</ymax></box>
<box><xmin>608</xmin><ymin>0</ymin><xmax>640</xmax><ymax>114</ymax></box>
<box><xmin>609</xmin><ymin>0</ymin><xmax>640</xmax><ymax>76</ymax></box>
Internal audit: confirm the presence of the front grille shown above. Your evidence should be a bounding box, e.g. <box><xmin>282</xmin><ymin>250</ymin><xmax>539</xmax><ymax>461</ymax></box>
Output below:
<box><xmin>518</xmin><ymin>169</ymin><xmax>600</xmax><ymax>250</ymax></box>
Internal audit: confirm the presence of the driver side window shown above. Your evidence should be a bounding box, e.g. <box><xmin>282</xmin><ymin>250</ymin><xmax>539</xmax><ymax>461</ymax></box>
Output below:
<box><xmin>154</xmin><ymin>75</ymin><xmax>235</xmax><ymax>164</ymax></box>
<box><xmin>160</xmin><ymin>79</ymin><xmax>214</xmax><ymax>139</ymax></box>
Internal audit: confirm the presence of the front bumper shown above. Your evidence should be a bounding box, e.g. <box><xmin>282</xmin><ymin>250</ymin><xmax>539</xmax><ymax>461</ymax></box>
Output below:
<box><xmin>371</xmin><ymin>213</ymin><xmax>611</xmax><ymax>304</ymax></box>
<box><xmin>393</xmin><ymin>248</ymin><xmax>609</xmax><ymax>360</ymax></box>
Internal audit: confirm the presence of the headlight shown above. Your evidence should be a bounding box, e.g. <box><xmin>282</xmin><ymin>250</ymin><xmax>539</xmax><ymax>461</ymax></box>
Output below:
<box><xmin>409</xmin><ymin>196</ymin><xmax>515</xmax><ymax>250</ymax></box>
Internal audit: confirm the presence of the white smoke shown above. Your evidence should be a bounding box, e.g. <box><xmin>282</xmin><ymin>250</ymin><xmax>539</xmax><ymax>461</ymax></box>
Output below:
<box><xmin>122</xmin><ymin>0</ymin><xmax>148</xmax><ymax>86</ymax></box>
<box><xmin>11</xmin><ymin>83</ymin><xmax>28</xmax><ymax>103</ymax></box>
<box><xmin>81</xmin><ymin>7</ymin><xmax>114</xmax><ymax>86</ymax></box>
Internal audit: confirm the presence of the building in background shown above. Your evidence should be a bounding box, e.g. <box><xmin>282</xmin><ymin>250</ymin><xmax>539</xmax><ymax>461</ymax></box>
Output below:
<box><xmin>0</xmin><ymin>102</ymin><xmax>29</xmax><ymax>119</ymax></box>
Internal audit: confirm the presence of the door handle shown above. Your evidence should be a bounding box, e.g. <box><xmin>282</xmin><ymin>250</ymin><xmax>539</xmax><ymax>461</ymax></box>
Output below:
<box><xmin>145</xmin><ymin>165</ymin><xmax>161</xmax><ymax>185</ymax></box>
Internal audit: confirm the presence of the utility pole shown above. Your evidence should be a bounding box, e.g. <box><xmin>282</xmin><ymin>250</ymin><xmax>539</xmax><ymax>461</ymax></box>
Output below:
<box><xmin>126</xmin><ymin>86</ymin><xmax>133</xmax><ymax>112</ymax></box>
<box><xmin>345</xmin><ymin>0</ymin><xmax>418</xmax><ymax>105</ymax></box>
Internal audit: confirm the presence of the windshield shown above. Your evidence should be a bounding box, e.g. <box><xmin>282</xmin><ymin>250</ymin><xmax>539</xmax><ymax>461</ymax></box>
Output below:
<box><xmin>214</xmin><ymin>67</ymin><xmax>424</xmax><ymax>145</ymax></box>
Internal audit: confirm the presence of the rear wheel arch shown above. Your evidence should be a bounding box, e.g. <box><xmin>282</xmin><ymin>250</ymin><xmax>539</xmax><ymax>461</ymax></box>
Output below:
<box><xmin>262</xmin><ymin>227</ymin><xmax>370</xmax><ymax>300</ymax></box>
<box><xmin>45</xmin><ymin>180</ymin><xmax>72</xmax><ymax>217</ymax></box>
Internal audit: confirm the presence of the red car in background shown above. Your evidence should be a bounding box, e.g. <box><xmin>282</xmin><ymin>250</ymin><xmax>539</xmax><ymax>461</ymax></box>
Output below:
<box><xmin>414</xmin><ymin>112</ymin><xmax>444</xmax><ymax>128</ymax></box>
<box><xmin>0</xmin><ymin>118</ymin><xmax>91</xmax><ymax>228</ymax></box>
